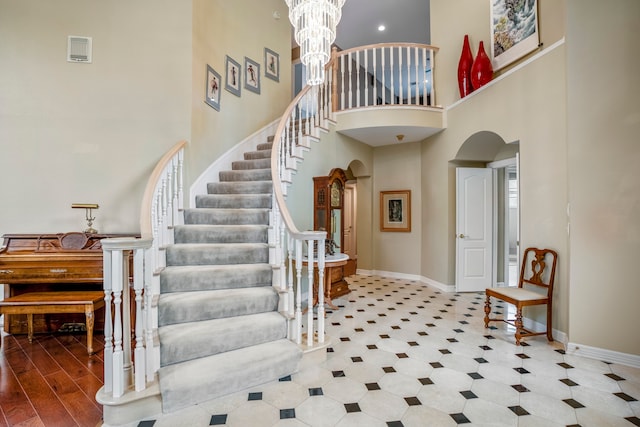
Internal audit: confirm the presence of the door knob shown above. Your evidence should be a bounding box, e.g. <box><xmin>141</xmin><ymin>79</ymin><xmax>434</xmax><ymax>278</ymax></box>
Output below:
<box><xmin>458</xmin><ymin>234</ymin><xmax>465</xmax><ymax>238</ymax></box>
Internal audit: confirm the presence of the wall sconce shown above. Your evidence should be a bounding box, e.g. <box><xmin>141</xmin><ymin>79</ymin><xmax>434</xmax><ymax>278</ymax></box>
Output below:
<box><xmin>71</xmin><ymin>203</ymin><xmax>99</xmax><ymax>234</ymax></box>
<box><xmin>396</xmin><ymin>134</ymin><xmax>405</xmax><ymax>142</ymax></box>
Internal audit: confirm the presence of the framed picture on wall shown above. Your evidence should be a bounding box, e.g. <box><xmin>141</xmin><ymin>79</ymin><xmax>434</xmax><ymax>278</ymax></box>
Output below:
<box><xmin>244</xmin><ymin>57</ymin><xmax>260</xmax><ymax>94</ymax></box>
<box><xmin>380</xmin><ymin>190</ymin><xmax>411</xmax><ymax>232</ymax></box>
<box><xmin>225</xmin><ymin>55</ymin><xmax>241</xmax><ymax>97</ymax></box>
<box><xmin>264</xmin><ymin>47</ymin><xmax>280</xmax><ymax>82</ymax></box>
<box><xmin>205</xmin><ymin>64</ymin><xmax>221</xmax><ymax>111</ymax></box>
<box><xmin>491</xmin><ymin>0</ymin><xmax>540</xmax><ymax>70</ymax></box>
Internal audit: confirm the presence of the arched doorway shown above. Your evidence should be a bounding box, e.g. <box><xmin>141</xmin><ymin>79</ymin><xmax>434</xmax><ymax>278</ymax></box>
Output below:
<box><xmin>452</xmin><ymin>131</ymin><xmax>520</xmax><ymax>291</ymax></box>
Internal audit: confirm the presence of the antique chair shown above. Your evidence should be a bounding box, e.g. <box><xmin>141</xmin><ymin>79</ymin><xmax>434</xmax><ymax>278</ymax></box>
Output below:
<box><xmin>484</xmin><ymin>247</ymin><xmax>558</xmax><ymax>345</ymax></box>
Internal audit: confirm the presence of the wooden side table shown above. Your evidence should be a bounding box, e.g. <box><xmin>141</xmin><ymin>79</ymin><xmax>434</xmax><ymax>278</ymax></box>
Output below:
<box><xmin>303</xmin><ymin>253</ymin><xmax>349</xmax><ymax>311</ymax></box>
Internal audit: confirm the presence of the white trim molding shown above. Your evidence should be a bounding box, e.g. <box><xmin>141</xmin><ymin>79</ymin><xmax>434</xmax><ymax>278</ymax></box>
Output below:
<box><xmin>567</xmin><ymin>342</ymin><xmax>640</xmax><ymax>369</ymax></box>
<box><xmin>355</xmin><ymin>269</ymin><xmax>456</xmax><ymax>293</ymax></box>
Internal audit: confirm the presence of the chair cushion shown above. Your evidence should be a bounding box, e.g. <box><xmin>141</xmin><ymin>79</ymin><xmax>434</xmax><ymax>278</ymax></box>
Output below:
<box><xmin>487</xmin><ymin>287</ymin><xmax>547</xmax><ymax>302</ymax></box>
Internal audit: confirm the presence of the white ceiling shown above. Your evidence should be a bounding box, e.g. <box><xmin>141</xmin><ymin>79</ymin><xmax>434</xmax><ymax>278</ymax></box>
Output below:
<box><xmin>335</xmin><ymin>0</ymin><xmax>431</xmax><ymax>50</ymax></box>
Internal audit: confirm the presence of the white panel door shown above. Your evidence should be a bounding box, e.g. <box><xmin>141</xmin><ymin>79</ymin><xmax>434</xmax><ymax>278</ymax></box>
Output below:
<box><xmin>343</xmin><ymin>184</ymin><xmax>356</xmax><ymax>259</ymax></box>
<box><xmin>456</xmin><ymin>167</ymin><xmax>493</xmax><ymax>292</ymax></box>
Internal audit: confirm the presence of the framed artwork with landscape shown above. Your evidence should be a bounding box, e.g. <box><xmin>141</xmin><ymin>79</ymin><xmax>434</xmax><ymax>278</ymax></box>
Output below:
<box><xmin>380</xmin><ymin>190</ymin><xmax>411</xmax><ymax>232</ymax></box>
<box><xmin>491</xmin><ymin>0</ymin><xmax>540</xmax><ymax>70</ymax></box>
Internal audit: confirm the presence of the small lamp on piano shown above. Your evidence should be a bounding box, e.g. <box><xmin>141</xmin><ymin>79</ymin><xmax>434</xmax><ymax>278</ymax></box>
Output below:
<box><xmin>71</xmin><ymin>203</ymin><xmax>99</xmax><ymax>234</ymax></box>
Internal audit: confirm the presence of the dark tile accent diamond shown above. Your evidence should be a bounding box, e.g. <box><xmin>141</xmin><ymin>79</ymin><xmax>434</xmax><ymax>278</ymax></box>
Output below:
<box><xmin>248</xmin><ymin>392</ymin><xmax>262</xmax><ymax>401</ymax></box>
<box><xmin>280</xmin><ymin>409</ymin><xmax>295</xmax><ymax>419</ymax></box>
<box><xmin>555</xmin><ymin>349</ymin><xmax>566</xmax><ymax>354</ymax></box>
<box><xmin>483</xmin><ymin>335</ymin><xmax>495</xmax><ymax>340</ymax></box>
<box><xmin>430</xmin><ymin>362</ymin><xmax>444</xmax><ymax>368</ymax></box>
<box><xmin>396</xmin><ymin>353</ymin><xmax>409</xmax><ymax>359</ymax></box>
<box><xmin>479</xmin><ymin>345</ymin><xmax>492</xmax><ymax>350</ymax></box>
<box><xmin>378</xmin><ymin>313</ymin><xmax>387</xmax><ymax>317</ymax></box>
<box><xmin>559</xmin><ymin>378</ymin><xmax>578</xmax><ymax>387</ymax></box>
<box><xmin>468</xmin><ymin>372</ymin><xmax>483</xmax><ymax>379</ymax></box>
<box><xmin>563</xmin><ymin>398</ymin><xmax>585</xmax><ymax>408</ymax></box>
<box><xmin>450</xmin><ymin>412</ymin><xmax>471</xmax><ymax>424</ymax></box>
<box><xmin>309</xmin><ymin>387</ymin><xmax>324</xmax><ymax>396</ymax></box>
<box><xmin>460</xmin><ymin>390</ymin><xmax>477</xmax><ymax>399</ymax></box>
<box><xmin>366</xmin><ymin>382</ymin><xmax>381</xmax><ymax>390</ymax></box>
<box><xmin>453</xmin><ymin>329</ymin><xmax>465</xmax><ymax>333</ymax></box>
<box><xmin>558</xmin><ymin>362</ymin><xmax>574</xmax><ymax>369</ymax></box>
<box><xmin>340</xmin><ymin>337</ymin><xmax>351</xmax><ymax>342</ymax></box>
<box><xmin>614</xmin><ymin>392</ymin><xmax>638</xmax><ymax>402</ymax></box>
<box><xmin>514</xmin><ymin>367</ymin><xmax>530</xmax><ymax>374</ymax></box>
<box><xmin>355</xmin><ymin>328</ymin><xmax>364</xmax><ymax>332</ymax></box>
<box><xmin>279</xmin><ymin>375</ymin><xmax>292</xmax><ymax>382</ymax></box>
<box><xmin>327</xmin><ymin>347</ymin><xmax>334</xmax><ymax>353</ymax></box>
<box><xmin>383</xmin><ymin>366</ymin><xmax>396</xmax><ymax>373</ymax></box>
<box><xmin>405</xmin><ymin>396</ymin><xmax>421</xmax><ymax>406</ymax></box>
<box><xmin>351</xmin><ymin>356</ymin><xmax>363</xmax><ymax>363</ymax></box>
<box><xmin>387</xmin><ymin>422</ymin><xmax>404</xmax><ymax>427</ymax></box>
<box><xmin>625</xmin><ymin>417</ymin><xmax>640</xmax><ymax>426</ymax></box>
<box><xmin>419</xmin><ymin>377</ymin><xmax>434</xmax><ymax>385</ymax></box>
<box><xmin>380</xmin><ymin>334</ymin><xmax>391</xmax><ymax>339</ymax></box>
<box><xmin>344</xmin><ymin>403</ymin><xmax>361</xmax><ymax>413</ymax></box>
<box><xmin>367</xmin><ymin>320</ymin><xmax>377</xmax><ymax>324</ymax></box>
<box><xmin>332</xmin><ymin>322</ymin><xmax>341</xmax><ymax>326</ymax></box>
<box><xmin>434</xmin><ymin>316</ymin><xmax>442</xmax><ymax>319</ymax></box>
<box><xmin>210</xmin><ymin>414</ymin><xmax>227</xmax><ymax>425</ymax></box>
<box><xmin>367</xmin><ymin>344</ymin><xmax>378</xmax><ymax>349</ymax></box>
<box><xmin>515</xmin><ymin>353</ymin><xmax>530</xmax><ymax>359</ymax></box>
<box><xmin>439</xmin><ymin>349</ymin><xmax>451</xmax><ymax>354</ymax></box>
<box><xmin>138</xmin><ymin>421</ymin><xmax>156</xmax><ymax>427</ymax></box>
<box><xmin>426</xmin><ymin>323</ymin><xmax>436</xmax><ymax>327</ymax></box>
<box><xmin>605</xmin><ymin>373</ymin><xmax>626</xmax><ymax>381</ymax></box>
<box><xmin>345</xmin><ymin>315</ymin><xmax>354</xmax><ymax>318</ymax></box>
<box><xmin>509</xmin><ymin>406</ymin><xmax>530</xmax><ymax>416</ymax></box>
<box><xmin>332</xmin><ymin>370</ymin><xmax>346</xmax><ymax>377</ymax></box>
<box><xmin>459</xmin><ymin>320</ymin><xmax>469</xmax><ymax>325</ymax></box>
<box><xmin>391</xmin><ymin>325</ymin><xmax>401</xmax><ymax>329</ymax></box>
<box><xmin>474</xmin><ymin>357</ymin><xmax>488</xmax><ymax>363</ymax></box>
<box><xmin>408</xmin><ymin>341</ymin><xmax>419</xmax><ymax>346</ymax></box>
<box><xmin>418</xmin><ymin>331</ymin><xmax>428</xmax><ymax>336</ymax></box>
<box><xmin>511</xmin><ymin>384</ymin><xmax>529</xmax><ymax>393</ymax></box>
<box><xmin>447</xmin><ymin>338</ymin><xmax>459</xmax><ymax>343</ymax></box>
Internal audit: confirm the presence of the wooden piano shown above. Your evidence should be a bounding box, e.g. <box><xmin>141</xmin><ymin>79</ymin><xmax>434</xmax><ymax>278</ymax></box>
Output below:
<box><xmin>0</xmin><ymin>232</ymin><xmax>135</xmax><ymax>335</ymax></box>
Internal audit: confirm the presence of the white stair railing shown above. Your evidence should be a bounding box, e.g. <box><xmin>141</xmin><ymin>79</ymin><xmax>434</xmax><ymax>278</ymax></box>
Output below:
<box><xmin>98</xmin><ymin>140</ymin><xmax>186</xmax><ymax>402</ymax></box>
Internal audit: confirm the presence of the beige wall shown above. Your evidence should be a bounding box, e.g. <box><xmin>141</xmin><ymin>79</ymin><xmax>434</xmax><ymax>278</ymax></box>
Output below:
<box><xmin>189</xmin><ymin>0</ymin><xmax>292</xmax><ymax>189</ymax></box>
<box><xmin>0</xmin><ymin>0</ymin><xmax>192</xmax><ymax>235</ymax></box>
<box><xmin>566</xmin><ymin>0</ymin><xmax>640</xmax><ymax>355</ymax></box>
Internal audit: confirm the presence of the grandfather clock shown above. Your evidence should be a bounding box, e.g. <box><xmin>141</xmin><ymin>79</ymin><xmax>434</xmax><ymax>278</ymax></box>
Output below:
<box><xmin>313</xmin><ymin>168</ymin><xmax>350</xmax><ymax>299</ymax></box>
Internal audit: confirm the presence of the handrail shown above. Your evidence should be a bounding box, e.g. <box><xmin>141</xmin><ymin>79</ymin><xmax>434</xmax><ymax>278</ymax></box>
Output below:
<box><xmin>139</xmin><ymin>140</ymin><xmax>187</xmax><ymax>239</ymax></box>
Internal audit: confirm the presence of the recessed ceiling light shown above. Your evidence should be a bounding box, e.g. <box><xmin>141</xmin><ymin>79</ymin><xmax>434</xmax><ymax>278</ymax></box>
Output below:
<box><xmin>378</xmin><ymin>24</ymin><xmax>386</xmax><ymax>32</ymax></box>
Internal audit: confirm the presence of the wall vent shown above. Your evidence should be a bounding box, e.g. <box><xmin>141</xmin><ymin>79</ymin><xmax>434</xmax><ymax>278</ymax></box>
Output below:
<box><xmin>67</xmin><ymin>36</ymin><xmax>92</xmax><ymax>63</ymax></box>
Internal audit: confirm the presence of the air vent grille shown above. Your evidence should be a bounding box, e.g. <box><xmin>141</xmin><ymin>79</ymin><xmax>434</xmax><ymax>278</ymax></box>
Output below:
<box><xmin>67</xmin><ymin>36</ymin><xmax>92</xmax><ymax>63</ymax></box>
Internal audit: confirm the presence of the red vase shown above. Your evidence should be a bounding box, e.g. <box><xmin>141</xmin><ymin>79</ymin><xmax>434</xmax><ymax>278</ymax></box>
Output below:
<box><xmin>471</xmin><ymin>41</ymin><xmax>493</xmax><ymax>90</ymax></box>
<box><xmin>457</xmin><ymin>35</ymin><xmax>474</xmax><ymax>98</ymax></box>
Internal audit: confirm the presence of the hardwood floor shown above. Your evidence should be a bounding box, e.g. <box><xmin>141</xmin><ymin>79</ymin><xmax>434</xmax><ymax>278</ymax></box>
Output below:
<box><xmin>0</xmin><ymin>328</ymin><xmax>104</xmax><ymax>427</ymax></box>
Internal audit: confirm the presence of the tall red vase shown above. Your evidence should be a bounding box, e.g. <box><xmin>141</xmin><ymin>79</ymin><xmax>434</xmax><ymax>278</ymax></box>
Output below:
<box><xmin>470</xmin><ymin>41</ymin><xmax>493</xmax><ymax>90</ymax></box>
<box><xmin>457</xmin><ymin>35</ymin><xmax>474</xmax><ymax>98</ymax></box>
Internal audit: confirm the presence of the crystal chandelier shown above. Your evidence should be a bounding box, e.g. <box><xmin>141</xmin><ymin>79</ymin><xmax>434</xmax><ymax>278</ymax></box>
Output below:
<box><xmin>286</xmin><ymin>0</ymin><xmax>346</xmax><ymax>86</ymax></box>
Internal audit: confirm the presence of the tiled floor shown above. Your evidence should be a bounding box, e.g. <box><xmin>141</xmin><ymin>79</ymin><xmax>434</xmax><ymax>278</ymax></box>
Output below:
<box><xmin>135</xmin><ymin>275</ymin><xmax>640</xmax><ymax>427</ymax></box>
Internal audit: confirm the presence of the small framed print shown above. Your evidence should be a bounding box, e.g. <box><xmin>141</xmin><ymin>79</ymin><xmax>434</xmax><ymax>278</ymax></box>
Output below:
<box><xmin>205</xmin><ymin>64</ymin><xmax>221</xmax><ymax>111</ymax></box>
<box><xmin>244</xmin><ymin>56</ymin><xmax>260</xmax><ymax>94</ymax></box>
<box><xmin>225</xmin><ymin>55</ymin><xmax>241</xmax><ymax>97</ymax></box>
<box><xmin>380</xmin><ymin>190</ymin><xmax>411</xmax><ymax>232</ymax></box>
<box><xmin>264</xmin><ymin>47</ymin><xmax>279</xmax><ymax>82</ymax></box>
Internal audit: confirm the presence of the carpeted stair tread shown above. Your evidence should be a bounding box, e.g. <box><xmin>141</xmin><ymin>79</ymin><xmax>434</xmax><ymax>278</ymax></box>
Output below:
<box><xmin>166</xmin><ymin>243</ymin><xmax>268</xmax><ymax>266</ymax></box>
<box><xmin>158</xmin><ymin>339</ymin><xmax>302</xmax><ymax>413</ymax></box>
<box><xmin>207</xmin><ymin>181</ymin><xmax>272</xmax><ymax>195</ymax></box>
<box><xmin>183</xmin><ymin>208</ymin><xmax>269</xmax><ymax>225</ymax></box>
<box><xmin>158</xmin><ymin>287</ymin><xmax>279</xmax><ymax>326</ymax></box>
<box><xmin>159</xmin><ymin>311</ymin><xmax>287</xmax><ymax>367</ymax></box>
<box><xmin>173</xmin><ymin>224</ymin><xmax>267</xmax><ymax>244</ymax></box>
<box><xmin>232</xmin><ymin>158</ymin><xmax>271</xmax><ymax>170</ymax></box>
<box><xmin>195</xmin><ymin>193</ymin><xmax>272</xmax><ymax>209</ymax></box>
<box><xmin>219</xmin><ymin>168</ymin><xmax>271</xmax><ymax>182</ymax></box>
<box><xmin>244</xmin><ymin>149</ymin><xmax>271</xmax><ymax>160</ymax></box>
<box><xmin>160</xmin><ymin>264</ymin><xmax>272</xmax><ymax>293</ymax></box>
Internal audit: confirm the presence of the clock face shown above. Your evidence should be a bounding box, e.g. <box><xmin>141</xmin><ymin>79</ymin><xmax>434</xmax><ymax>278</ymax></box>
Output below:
<box><xmin>331</xmin><ymin>182</ymin><xmax>341</xmax><ymax>207</ymax></box>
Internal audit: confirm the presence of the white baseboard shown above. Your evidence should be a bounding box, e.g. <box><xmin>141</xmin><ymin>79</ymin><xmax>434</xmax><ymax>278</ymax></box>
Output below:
<box><xmin>567</xmin><ymin>342</ymin><xmax>640</xmax><ymax>369</ymax></box>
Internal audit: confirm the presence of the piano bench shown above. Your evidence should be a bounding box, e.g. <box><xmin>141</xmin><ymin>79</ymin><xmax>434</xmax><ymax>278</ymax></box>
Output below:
<box><xmin>0</xmin><ymin>291</ymin><xmax>105</xmax><ymax>355</ymax></box>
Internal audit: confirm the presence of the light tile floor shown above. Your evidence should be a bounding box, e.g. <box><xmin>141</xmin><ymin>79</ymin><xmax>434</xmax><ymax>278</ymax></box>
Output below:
<box><xmin>135</xmin><ymin>275</ymin><xmax>640</xmax><ymax>427</ymax></box>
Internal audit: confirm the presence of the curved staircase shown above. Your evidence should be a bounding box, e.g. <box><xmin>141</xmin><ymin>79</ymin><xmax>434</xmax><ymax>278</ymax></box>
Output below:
<box><xmin>155</xmin><ymin>138</ymin><xmax>302</xmax><ymax>413</ymax></box>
